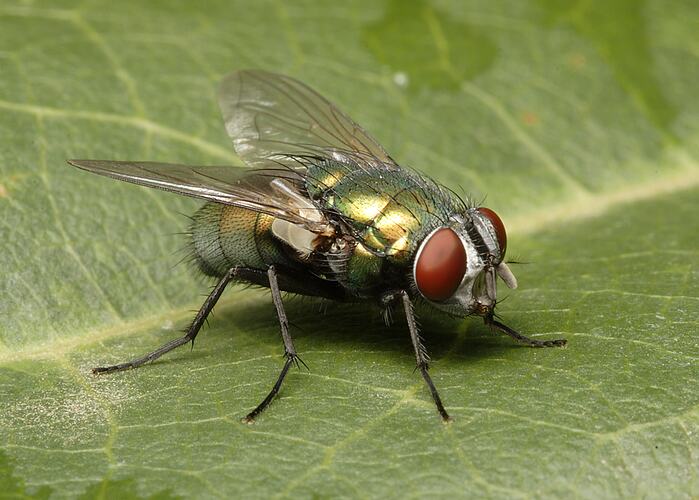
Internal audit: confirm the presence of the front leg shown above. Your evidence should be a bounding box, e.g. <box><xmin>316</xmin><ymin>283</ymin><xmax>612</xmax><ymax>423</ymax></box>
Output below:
<box><xmin>484</xmin><ymin>313</ymin><xmax>567</xmax><ymax>348</ymax></box>
<box><xmin>387</xmin><ymin>290</ymin><xmax>452</xmax><ymax>422</ymax></box>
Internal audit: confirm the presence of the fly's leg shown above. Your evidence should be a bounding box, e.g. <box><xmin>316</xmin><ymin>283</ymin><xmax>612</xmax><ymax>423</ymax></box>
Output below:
<box><xmin>484</xmin><ymin>313</ymin><xmax>567</xmax><ymax>348</ymax></box>
<box><xmin>243</xmin><ymin>265</ymin><xmax>304</xmax><ymax>423</ymax></box>
<box><xmin>396</xmin><ymin>291</ymin><xmax>452</xmax><ymax>423</ymax></box>
<box><xmin>92</xmin><ymin>267</ymin><xmax>240</xmax><ymax>374</ymax></box>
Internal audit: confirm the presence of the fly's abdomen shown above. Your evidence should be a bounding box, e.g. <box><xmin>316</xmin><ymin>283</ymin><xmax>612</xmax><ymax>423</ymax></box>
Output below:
<box><xmin>190</xmin><ymin>202</ymin><xmax>291</xmax><ymax>277</ymax></box>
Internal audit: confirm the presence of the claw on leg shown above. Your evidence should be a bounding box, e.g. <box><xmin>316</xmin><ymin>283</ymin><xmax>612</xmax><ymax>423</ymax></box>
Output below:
<box><xmin>243</xmin><ymin>352</ymin><xmax>300</xmax><ymax>424</ymax></box>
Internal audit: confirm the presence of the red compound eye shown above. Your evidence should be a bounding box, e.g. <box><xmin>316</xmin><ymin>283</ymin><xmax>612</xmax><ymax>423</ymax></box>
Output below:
<box><xmin>415</xmin><ymin>228</ymin><xmax>467</xmax><ymax>302</ymax></box>
<box><xmin>477</xmin><ymin>207</ymin><xmax>507</xmax><ymax>258</ymax></box>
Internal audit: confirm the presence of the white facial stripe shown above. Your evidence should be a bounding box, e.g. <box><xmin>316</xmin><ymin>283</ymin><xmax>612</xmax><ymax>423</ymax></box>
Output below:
<box><xmin>471</xmin><ymin>210</ymin><xmax>500</xmax><ymax>257</ymax></box>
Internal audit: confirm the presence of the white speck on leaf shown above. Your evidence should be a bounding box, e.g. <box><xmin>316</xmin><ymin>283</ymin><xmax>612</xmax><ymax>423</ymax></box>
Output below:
<box><xmin>393</xmin><ymin>72</ymin><xmax>409</xmax><ymax>88</ymax></box>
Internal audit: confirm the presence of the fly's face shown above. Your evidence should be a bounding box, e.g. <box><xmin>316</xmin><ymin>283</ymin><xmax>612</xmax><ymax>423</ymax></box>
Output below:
<box><xmin>413</xmin><ymin>207</ymin><xmax>517</xmax><ymax>317</ymax></box>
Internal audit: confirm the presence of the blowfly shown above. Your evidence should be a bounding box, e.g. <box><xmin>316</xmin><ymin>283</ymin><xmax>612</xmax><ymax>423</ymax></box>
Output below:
<box><xmin>68</xmin><ymin>70</ymin><xmax>566</xmax><ymax>422</ymax></box>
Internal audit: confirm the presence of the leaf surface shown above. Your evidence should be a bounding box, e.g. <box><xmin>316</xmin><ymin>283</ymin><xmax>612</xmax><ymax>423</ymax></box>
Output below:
<box><xmin>1</xmin><ymin>1</ymin><xmax>697</xmax><ymax>498</ymax></box>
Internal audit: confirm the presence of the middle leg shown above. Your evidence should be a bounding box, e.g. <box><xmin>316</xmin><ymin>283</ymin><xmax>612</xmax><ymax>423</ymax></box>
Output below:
<box><xmin>243</xmin><ymin>265</ymin><xmax>303</xmax><ymax>423</ymax></box>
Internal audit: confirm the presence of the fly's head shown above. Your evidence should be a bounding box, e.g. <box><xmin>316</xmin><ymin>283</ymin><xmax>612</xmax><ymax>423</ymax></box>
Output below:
<box><xmin>412</xmin><ymin>207</ymin><xmax>517</xmax><ymax>318</ymax></box>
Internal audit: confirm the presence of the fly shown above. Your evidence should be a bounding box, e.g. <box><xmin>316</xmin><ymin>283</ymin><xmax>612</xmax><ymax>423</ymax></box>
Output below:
<box><xmin>68</xmin><ymin>70</ymin><xmax>566</xmax><ymax>423</ymax></box>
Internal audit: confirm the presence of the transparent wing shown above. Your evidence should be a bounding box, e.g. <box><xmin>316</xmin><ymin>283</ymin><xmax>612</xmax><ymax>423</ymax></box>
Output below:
<box><xmin>67</xmin><ymin>160</ymin><xmax>324</xmax><ymax>229</ymax></box>
<box><xmin>218</xmin><ymin>70</ymin><xmax>399</xmax><ymax>170</ymax></box>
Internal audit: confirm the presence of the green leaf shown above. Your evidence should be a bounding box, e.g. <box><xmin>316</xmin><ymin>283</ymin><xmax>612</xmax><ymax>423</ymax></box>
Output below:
<box><xmin>1</xmin><ymin>1</ymin><xmax>697</xmax><ymax>498</ymax></box>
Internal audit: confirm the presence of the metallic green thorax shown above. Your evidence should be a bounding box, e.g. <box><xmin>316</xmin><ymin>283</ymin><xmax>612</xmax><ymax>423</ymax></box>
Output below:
<box><xmin>305</xmin><ymin>160</ymin><xmax>466</xmax><ymax>295</ymax></box>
